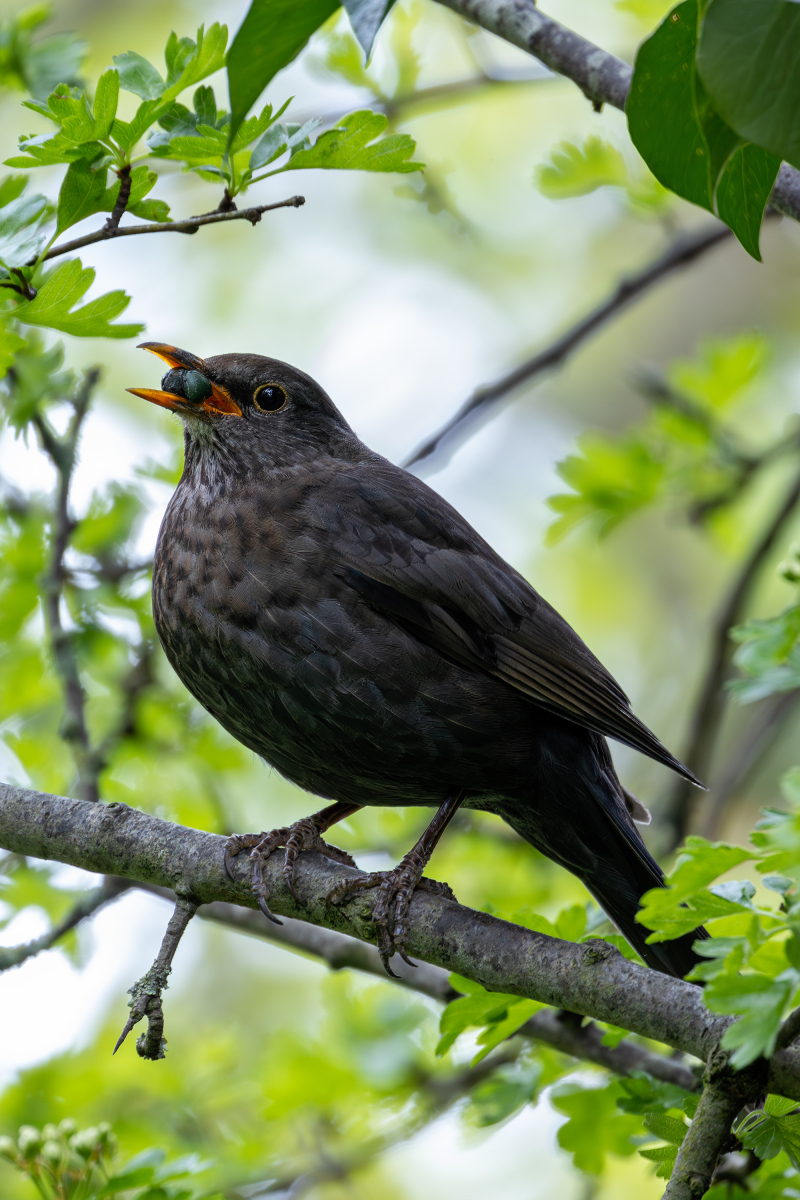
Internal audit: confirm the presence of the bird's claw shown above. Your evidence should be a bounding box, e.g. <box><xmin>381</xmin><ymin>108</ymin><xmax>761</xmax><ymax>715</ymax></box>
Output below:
<box><xmin>327</xmin><ymin>864</ymin><xmax>456</xmax><ymax>977</ymax></box>
<box><xmin>224</xmin><ymin>819</ymin><xmax>357</xmax><ymax>925</ymax></box>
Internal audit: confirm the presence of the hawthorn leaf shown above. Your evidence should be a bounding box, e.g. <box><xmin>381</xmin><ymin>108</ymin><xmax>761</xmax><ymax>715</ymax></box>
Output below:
<box><xmin>282</xmin><ymin>110</ymin><xmax>422</xmax><ymax>173</ymax></box>
<box><xmin>15</xmin><ymin>259</ymin><xmax>143</xmax><ymax>339</ymax></box>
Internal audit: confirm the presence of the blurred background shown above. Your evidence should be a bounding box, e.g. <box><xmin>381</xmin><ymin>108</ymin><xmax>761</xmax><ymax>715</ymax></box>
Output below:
<box><xmin>1</xmin><ymin>0</ymin><xmax>800</xmax><ymax>1195</ymax></box>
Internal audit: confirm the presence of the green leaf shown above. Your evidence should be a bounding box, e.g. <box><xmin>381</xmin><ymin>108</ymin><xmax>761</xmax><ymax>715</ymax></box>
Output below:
<box><xmin>283</xmin><ymin>110</ymin><xmax>422</xmax><ymax>174</ymax></box>
<box><xmin>730</xmin><ymin>605</ymin><xmax>800</xmax><ymax>704</ymax></box>
<box><xmin>226</xmin><ymin>0</ymin><xmax>338</xmax><ymax>147</ymax></box>
<box><xmin>552</xmin><ymin>1082</ymin><xmax>641</xmax><ymax>1174</ymax></box>
<box><xmin>626</xmin><ymin>0</ymin><xmax>779</xmax><ymax>260</ymax></box>
<box><xmin>637</xmin><ymin>837</ymin><xmax>753</xmax><ymax>941</ymax></box>
<box><xmin>0</xmin><ymin>190</ymin><xmax>48</xmax><ymax>268</ymax></box>
<box><xmin>436</xmin><ymin>975</ymin><xmax>525</xmax><ymax>1057</ymax></box>
<box><xmin>56</xmin><ymin>159</ymin><xmax>107</xmax><ymax>234</ymax></box>
<box><xmin>546</xmin><ymin>433</ymin><xmax>664</xmax><ymax>543</ymax></box>
<box><xmin>736</xmin><ymin>1093</ymin><xmax>800</xmax><ymax>1166</ymax></box>
<box><xmin>642</xmin><ymin>1111</ymin><xmax>688</xmax><ymax>1144</ymax></box>
<box><xmin>638</xmin><ymin>1142</ymin><xmax>679</xmax><ymax>1178</ymax></box>
<box><xmin>697</xmin><ymin>0</ymin><xmax>800</xmax><ymax>171</ymax></box>
<box><xmin>535</xmin><ymin>136</ymin><xmax>628</xmax><ymax>199</ymax></box>
<box><xmin>342</xmin><ymin>0</ymin><xmax>396</xmax><ymax>57</ymax></box>
<box><xmin>709</xmin><ymin>969</ymin><xmax>797</xmax><ymax>1066</ymax></box>
<box><xmin>114</xmin><ymin>24</ymin><xmax>226</xmax><ymax>106</ymax></box>
<box><xmin>15</xmin><ymin>259</ymin><xmax>143</xmax><ymax>339</ymax></box>
<box><xmin>111</xmin><ymin>99</ymin><xmax>173</xmax><ymax>158</ymax></box>
<box><xmin>90</xmin><ymin>69</ymin><xmax>120</xmax><ymax>142</ymax></box>
<box><xmin>6</xmin><ymin>131</ymin><xmax>104</xmax><ymax>169</ymax></box>
<box><xmin>113</xmin><ymin>51</ymin><xmax>165</xmax><ymax>101</ymax></box>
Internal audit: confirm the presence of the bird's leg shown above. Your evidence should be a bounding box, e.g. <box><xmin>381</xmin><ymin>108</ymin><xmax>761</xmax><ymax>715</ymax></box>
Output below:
<box><xmin>224</xmin><ymin>801</ymin><xmax>362</xmax><ymax>924</ymax></box>
<box><xmin>327</xmin><ymin>790</ymin><xmax>465</xmax><ymax>977</ymax></box>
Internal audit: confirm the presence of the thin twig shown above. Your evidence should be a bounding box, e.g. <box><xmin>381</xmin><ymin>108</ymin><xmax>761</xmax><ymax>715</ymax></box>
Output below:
<box><xmin>432</xmin><ymin>0</ymin><xmax>800</xmax><ymax>223</ymax></box>
<box><xmin>701</xmin><ymin>691</ymin><xmax>800</xmax><ymax>840</ymax></box>
<box><xmin>130</xmin><ymin>880</ymin><xmax>701</xmax><ymax>1089</ymax></box>
<box><xmin>114</xmin><ymin>894</ymin><xmax>198</xmax><ymax>1060</ymax></box>
<box><xmin>403</xmin><ymin>223</ymin><xmax>732</xmax><ymax>470</ymax></box>
<box><xmin>103</xmin><ymin>165</ymin><xmax>131</xmax><ymax>234</ymax></box>
<box><xmin>0</xmin><ymin>876</ymin><xmax>128</xmax><ymax>972</ymax></box>
<box><xmin>35</xmin><ymin>369</ymin><xmax>102</xmax><ymax>804</ymax></box>
<box><xmin>665</xmin><ymin>465</ymin><xmax>800</xmax><ymax>847</ymax></box>
<box><xmin>34</xmin><ymin>196</ymin><xmax>305</xmax><ymax>266</ymax></box>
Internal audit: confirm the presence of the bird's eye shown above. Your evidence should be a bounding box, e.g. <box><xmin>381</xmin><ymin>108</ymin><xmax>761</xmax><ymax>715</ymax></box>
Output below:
<box><xmin>161</xmin><ymin>368</ymin><xmax>213</xmax><ymax>405</ymax></box>
<box><xmin>253</xmin><ymin>383</ymin><xmax>288</xmax><ymax>413</ymax></box>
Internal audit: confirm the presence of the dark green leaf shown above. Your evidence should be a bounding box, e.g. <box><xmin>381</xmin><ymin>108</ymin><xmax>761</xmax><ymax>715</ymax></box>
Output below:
<box><xmin>226</xmin><ymin>0</ymin><xmax>338</xmax><ymax>147</ymax></box>
<box><xmin>708</xmin><ymin>970</ymin><xmax>797</xmax><ymax>1066</ymax></box>
<box><xmin>627</xmin><ymin>1</ymin><xmax>779</xmax><ymax>259</ymax></box>
<box><xmin>342</xmin><ymin>0</ymin><xmax>396</xmax><ymax>57</ymax></box>
<box><xmin>56</xmin><ymin>159</ymin><xmax>107</xmax><ymax>234</ymax></box>
<box><xmin>697</xmin><ymin>0</ymin><xmax>800</xmax><ymax>171</ymax></box>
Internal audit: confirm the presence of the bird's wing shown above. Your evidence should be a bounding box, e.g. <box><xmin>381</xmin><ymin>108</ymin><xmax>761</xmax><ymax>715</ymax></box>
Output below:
<box><xmin>318</xmin><ymin>461</ymin><xmax>699</xmax><ymax>784</ymax></box>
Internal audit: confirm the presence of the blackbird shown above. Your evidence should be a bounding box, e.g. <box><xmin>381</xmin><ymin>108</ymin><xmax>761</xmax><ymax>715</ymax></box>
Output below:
<box><xmin>130</xmin><ymin>342</ymin><xmax>705</xmax><ymax>979</ymax></box>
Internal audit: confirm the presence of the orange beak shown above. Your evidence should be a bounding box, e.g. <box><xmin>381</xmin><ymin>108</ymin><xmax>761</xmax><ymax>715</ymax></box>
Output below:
<box><xmin>127</xmin><ymin>342</ymin><xmax>242</xmax><ymax>417</ymax></box>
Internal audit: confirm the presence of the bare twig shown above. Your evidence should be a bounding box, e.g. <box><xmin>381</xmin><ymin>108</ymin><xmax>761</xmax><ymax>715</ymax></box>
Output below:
<box><xmin>0</xmin><ymin>876</ymin><xmax>128</xmax><ymax>972</ymax></box>
<box><xmin>665</xmin><ymin>466</ymin><xmax>800</xmax><ymax>846</ymax></box>
<box><xmin>34</xmin><ymin>369</ymin><xmax>102</xmax><ymax>804</ymax></box>
<box><xmin>114</xmin><ymin>893</ymin><xmax>198</xmax><ymax>1060</ymax></box>
<box><xmin>403</xmin><ymin>223</ymin><xmax>732</xmax><ymax>470</ymax></box>
<box><xmin>432</xmin><ymin>0</ymin><xmax>800</xmax><ymax>223</ymax></box>
<box><xmin>34</xmin><ymin>196</ymin><xmax>305</xmax><ymax>266</ymax></box>
<box><xmin>701</xmin><ymin>691</ymin><xmax>800</xmax><ymax>840</ymax></box>
<box><xmin>664</xmin><ymin>1049</ymin><xmax>766</xmax><ymax>1200</ymax></box>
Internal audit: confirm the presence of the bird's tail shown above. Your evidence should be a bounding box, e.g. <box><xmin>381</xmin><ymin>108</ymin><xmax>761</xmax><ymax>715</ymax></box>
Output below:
<box><xmin>498</xmin><ymin>738</ymin><xmax>706</xmax><ymax>979</ymax></box>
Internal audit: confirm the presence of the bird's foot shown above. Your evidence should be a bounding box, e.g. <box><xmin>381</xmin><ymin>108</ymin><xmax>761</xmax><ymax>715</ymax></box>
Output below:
<box><xmin>224</xmin><ymin>817</ymin><xmax>357</xmax><ymax>925</ymax></box>
<box><xmin>327</xmin><ymin>854</ymin><xmax>457</xmax><ymax>978</ymax></box>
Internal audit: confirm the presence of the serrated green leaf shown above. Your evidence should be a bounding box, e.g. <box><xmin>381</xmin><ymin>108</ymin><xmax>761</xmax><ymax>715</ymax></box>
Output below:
<box><xmin>472</xmin><ymin>999</ymin><xmax>540</xmax><ymax>1064</ymax></box>
<box><xmin>282</xmin><ymin>110</ymin><xmax>422</xmax><ymax>174</ymax></box>
<box><xmin>15</xmin><ymin>259</ymin><xmax>143</xmax><ymax>339</ymax></box>
<box><xmin>114</xmin><ymin>24</ymin><xmax>226</xmax><ymax>106</ymax></box>
<box><xmin>552</xmin><ymin>1082</ymin><xmax>641</xmax><ymax>1174</ymax></box>
<box><xmin>226</xmin><ymin>0</ymin><xmax>338</xmax><ymax>147</ymax></box>
<box><xmin>111</xmin><ymin>99</ymin><xmax>173</xmax><ymax>158</ymax></box>
<box><xmin>736</xmin><ymin>1093</ymin><xmax>800</xmax><ymax>1167</ymax></box>
<box><xmin>0</xmin><ymin>191</ymin><xmax>48</xmax><ymax>268</ymax></box>
<box><xmin>546</xmin><ymin>433</ymin><xmax>664</xmax><ymax>543</ymax></box>
<box><xmin>535</xmin><ymin>136</ymin><xmax>628</xmax><ymax>199</ymax></box>
<box><xmin>642</xmin><ymin>1112</ymin><xmax>688</xmax><ymax>1145</ymax></box>
<box><xmin>6</xmin><ymin>131</ymin><xmax>104</xmax><ymax>169</ymax></box>
<box><xmin>708</xmin><ymin>969</ymin><xmax>797</xmax><ymax>1066</ymax></box>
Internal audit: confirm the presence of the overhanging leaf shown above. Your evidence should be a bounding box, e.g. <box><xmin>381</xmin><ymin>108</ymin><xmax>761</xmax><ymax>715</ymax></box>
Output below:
<box><xmin>226</xmin><ymin>0</ymin><xmax>338</xmax><ymax>148</ymax></box>
<box><xmin>698</xmin><ymin>0</ymin><xmax>800</xmax><ymax>171</ymax></box>
<box><xmin>342</xmin><ymin>0</ymin><xmax>396</xmax><ymax>57</ymax></box>
<box><xmin>626</xmin><ymin>0</ymin><xmax>779</xmax><ymax>259</ymax></box>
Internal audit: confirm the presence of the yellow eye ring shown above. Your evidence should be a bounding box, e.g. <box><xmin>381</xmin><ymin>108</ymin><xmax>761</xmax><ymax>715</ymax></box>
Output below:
<box><xmin>253</xmin><ymin>383</ymin><xmax>288</xmax><ymax>413</ymax></box>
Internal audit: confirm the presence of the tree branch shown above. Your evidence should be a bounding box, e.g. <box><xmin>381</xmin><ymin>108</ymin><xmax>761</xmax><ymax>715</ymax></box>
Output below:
<box><xmin>6</xmin><ymin>784</ymin><xmax>800</xmax><ymax>1096</ymax></box>
<box><xmin>34</xmin><ymin>369</ymin><xmax>102</xmax><ymax>804</ymax></box>
<box><xmin>403</xmin><ymin>223</ymin><xmax>732</xmax><ymax>470</ymax></box>
<box><xmin>665</xmin><ymin>1049</ymin><xmax>766</xmax><ymax>1200</ymax></box>
<box><xmin>664</xmin><ymin>465</ymin><xmax>800</xmax><ymax>846</ymax></box>
<box><xmin>33</xmin><ymin>196</ymin><xmax>305</xmax><ymax>266</ymax></box>
<box><xmin>0</xmin><ymin>875</ymin><xmax>128</xmax><ymax>972</ymax></box>
<box><xmin>432</xmin><ymin>0</ymin><xmax>800</xmax><ymax>223</ymax></box>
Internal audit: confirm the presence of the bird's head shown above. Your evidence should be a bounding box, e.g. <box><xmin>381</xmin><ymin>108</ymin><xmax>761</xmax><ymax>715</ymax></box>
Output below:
<box><xmin>128</xmin><ymin>343</ymin><xmax>353</xmax><ymax>465</ymax></box>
